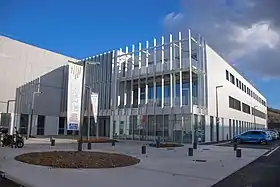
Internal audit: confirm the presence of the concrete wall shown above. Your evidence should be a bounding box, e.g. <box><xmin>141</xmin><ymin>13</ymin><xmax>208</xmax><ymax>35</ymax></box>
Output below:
<box><xmin>0</xmin><ymin>35</ymin><xmax>76</xmax><ymax>113</ymax></box>
<box><xmin>16</xmin><ymin>66</ymin><xmax>67</xmax><ymax>117</ymax></box>
<box><xmin>206</xmin><ymin>45</ymin><xmax>267</xmax><ymax>127</ymax></box>
<box><xmin>13</xmin><ymin>52</ymin><xmax>113</xmax><ymax>136</ymax></box>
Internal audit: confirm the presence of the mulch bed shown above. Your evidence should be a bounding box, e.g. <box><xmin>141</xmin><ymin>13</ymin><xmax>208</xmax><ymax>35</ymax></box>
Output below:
<box><xmin>14</xmin><ymin>151</ymin><xmax>140</xmax><ymax>169</ymax></box>
<box><xmin>78</xmin><ymin>138</ymin><xmax>117</xmax><ymax>143</ymax></box>
<box><xmin>149</xmin><ymin>143</ymin><xmax>184</xmax><ymax>148</ymax></box>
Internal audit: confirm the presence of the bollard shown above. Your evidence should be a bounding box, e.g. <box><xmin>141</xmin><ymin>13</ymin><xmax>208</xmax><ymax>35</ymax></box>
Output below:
<box><xmin>188</xmin><ymin>147</ymin><xmax>193</xmax><ymax>156</ymax></box>
<box><xmin>141</xmin><ymin>145</ymin><xmax>146</xmax><ymax>154</ymax></box>
<box><xmin>112</xmin><ymin>140</ymin><xmax>115</xmax><ymax>146</ymax></box>
<box><xmin>87</xmin><ymin>142</ymin><xmax>91</xmax><ymax>150</ymax></box>
<box><xmin>50</xmin><ymin>139</ymin><xmax>55</xmax><ymax>146</ymax></box>
<box><xmin>193</xmin><ymin>142</ymin><xmax>197</xmax><ymax>150</ymax></box>
<box><xmin>236</xmin><ymin>148</ymin><xmax>242</xmax><ymax>158</ymax></box>
<box><xmin>156</xmin><ymin>136</ymin><xmax>160</xmax><ymax>148</ymax></box>
<box><xmin>233</xmin><ymin>142</ymin><xmax>238</xmax><ymax>151</ymax></box>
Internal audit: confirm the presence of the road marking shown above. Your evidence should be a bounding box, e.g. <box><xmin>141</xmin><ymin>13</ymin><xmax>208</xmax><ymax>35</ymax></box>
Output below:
<box><xmin>264</xmin><ymin>146</ymin><xmax>280</xmax><ymax>156</ymax></box>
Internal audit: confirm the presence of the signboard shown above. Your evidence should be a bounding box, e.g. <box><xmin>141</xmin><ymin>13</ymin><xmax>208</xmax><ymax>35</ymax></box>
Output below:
<box><xmin>91</xmin><ymin>92</ymin><xmax>99</xmax><ymax>123</ymax></box>
<box><xmin>67</xmin><ymin>63</ymin><xmax>83</xmax><ymax>131</ymax></box>
<box><xmin>137</xmin><ymin>115</ymin><xmax>146</xmax><ymax>129</ymax></box>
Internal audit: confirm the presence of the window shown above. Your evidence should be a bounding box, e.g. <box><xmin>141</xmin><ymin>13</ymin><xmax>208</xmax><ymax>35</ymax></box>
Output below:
<box><xmin>58</xmin><ymin>117</ymin><xmax>65</xmax><ymax>135</ymax></box>
<box><xmin>242</xmin><ymin>102</ymin><xmax>251</xmax><ymax>114</ymax></box>
<box><xmin>252</xmin><ymin>107</ymin><xmax>266</xmax><ymax>119</ymax></box>
<box><xmin>244</xmin><ymin>85</ymin><xmax>247</xmax><ymax>93</ymax></box>
<box><xmin>243</xmin><ymin>131</ymin><xmax>253</xmax><ymax>136</ymax></box>
<box><xmin>251</xmin><ymin>131</ymin><xmax>263</xmax><ymax>135</ymax></box>
<box><xmin>226</xmin><ymin>70</ymin><xmax>229</xmax><ymax>80</ymax></box>
<box><xmin>37</xmin><ymin>115</ymin><xmax>45</xmax><ymax>135</ymax></box>
<box><xmin>239</xmin><ymin>80</ymin><xmax>241</xmax><ymax>89</ymax></box>
<box><xmin>229</xmin><ymin>96</ymin><xmax>241</xmax><ymax>111</ymax></box>
<box><xmin>236</xmin><ymin>78</ymin><xmax>239</xmax><ymax>87</ymax></box>
<box><xmin>230</xmin><ymin>74</ymin><xmax>235</xmax><ymax>84</ymax></box>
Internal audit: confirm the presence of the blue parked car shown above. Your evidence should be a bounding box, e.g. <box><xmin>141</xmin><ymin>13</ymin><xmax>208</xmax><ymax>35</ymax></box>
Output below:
<box><xmin>232</xmin><ymin>130</ymin><xmax>272</xmax><ymax>145</ymax></box>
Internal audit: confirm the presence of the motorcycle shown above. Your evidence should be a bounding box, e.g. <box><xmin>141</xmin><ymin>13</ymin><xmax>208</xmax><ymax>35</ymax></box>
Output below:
<box><xmin>1</xmin><ymin>128</ymin><xmax>24</xmax><ymax>148</ymax></box>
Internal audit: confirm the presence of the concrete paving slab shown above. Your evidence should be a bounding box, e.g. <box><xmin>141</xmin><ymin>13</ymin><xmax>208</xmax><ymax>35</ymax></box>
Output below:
<box><xmin>0</xmin><ymin>141</ymin><xmax>268</xmax><ymax>187</ymax></box>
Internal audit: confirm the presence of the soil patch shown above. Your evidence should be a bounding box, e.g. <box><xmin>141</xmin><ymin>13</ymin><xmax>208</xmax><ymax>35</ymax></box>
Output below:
<box><xmin>15</xmin><ymin>151</ymin><xmax>140</xmax><ymax>169</ymax></box>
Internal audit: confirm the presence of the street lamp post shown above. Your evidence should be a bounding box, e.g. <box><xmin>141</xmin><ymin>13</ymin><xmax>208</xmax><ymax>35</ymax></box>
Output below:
<box><xmin>216</xmin><ymin>85</ymin><xmax>223</xmax><ymax>143</ymax></box>
<box><xmin>0</xmin><ymin>101</ymin><xmax>7</xmax><ymax>112</ymax></box>
<box><xmin>6</xmin><ymin>100</ymin><xmax>16</xmax><ymax>113</ymax></box>
<box><xmin>68</xmin><ymin>60</ymin><xmax>100</xmax><ymax>152</ymax></box>
<box><xmin>27</xmin><ymin>91</ymin><xmax>42</xmax><ymax>139</ymax></box>
<box><xmin>85</xmin><ymin>86</ymin><xmax>92</xmax><ymax>141</ymax></box>
<box><xmin>253</xmin><ymin>106</ymin><xmax>257</xmax><ymax>129</ymax></box>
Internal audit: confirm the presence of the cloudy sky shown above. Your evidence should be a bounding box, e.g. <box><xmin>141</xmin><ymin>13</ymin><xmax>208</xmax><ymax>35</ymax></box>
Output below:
<box><xmin>1</xmin><ymin>0</ymin><xmax>279</xmax><ymax>107</ymax></box>
<box><xmin>164</xmin><ymin>0</ymin><xmax>280</xmax><ymax>79</ymax></box>
<box><xmin>163</xmin><ymin>0</ymin><xmax>280</xmax><ymax>107</ymax></box>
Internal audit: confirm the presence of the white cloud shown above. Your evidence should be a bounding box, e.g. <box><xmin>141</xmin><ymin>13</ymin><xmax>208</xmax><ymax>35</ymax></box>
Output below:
<box><xmin>228</xmin><ymin>21</ymin><xmax>280</xmax><ymax>60</ymax></box>
<box><xmin>163</xmin><ymin>0</ymin><xmax>280</xmax><ymax>78</ymax></box>
<box><xmin>163</xmin><ymin>12</ymin><xmax>184</xmax><ymax>26</ymax></box>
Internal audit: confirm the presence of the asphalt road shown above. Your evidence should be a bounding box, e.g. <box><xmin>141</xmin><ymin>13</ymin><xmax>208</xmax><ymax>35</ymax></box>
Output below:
<box><xmin>212</xmin><ymin>142</ymin><xmax>280</xmax><ymax>187</ymax></box>
<box><xmin>217</xmin><ymin>138</ymin><xmax>280</xmax><ymax>150</ymax></box>
<box><xmin>0</xmin><ymin>173</ymin><xmax>25</xmax><ymax>187</ymax></box>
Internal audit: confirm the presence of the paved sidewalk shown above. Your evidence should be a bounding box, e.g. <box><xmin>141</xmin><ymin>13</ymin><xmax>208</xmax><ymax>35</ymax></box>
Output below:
<box><xmin>0</xmin><ymin>141</ymin><xmax>267</xmax><ymax>187</ymax></box>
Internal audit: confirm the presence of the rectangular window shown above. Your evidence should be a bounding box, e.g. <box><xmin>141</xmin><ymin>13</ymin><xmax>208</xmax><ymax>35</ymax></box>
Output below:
<box><xmin>239</xmin><ymin>80</ymin><xmax>241</xmax><ymax>89</ymax></box>
<box><xmin>236</xmin><ymin>78</ymin><xmax>239</xmax><ymax>87</ymax></box>
<box><xmin>230</xmin><ymin>74</ymin><xmax>235</xmax><ymax>84</ymax></box>
<box><xmin>58</xmin><ymin>117</ymin><xmax>65</xmax><ymax>135</ymax></box>
<box><xmin>252</xmin><ymin>107</ymin><xmax>266</xmax><ymax>119</ymax></box>
<box><xmin>226</xmin><ymin>70</ymin><xmax>229</xmax><ymax>80</ymax></box>
<box><xmin>229</xmin><ymin>96</ymin><xmax>241</xmax><ymax>111</ymax></box>
<box><xmin>242</xmin><ymin>102</ymin><xmax>251</xmax><ymax>114</ymax></box>
<box><xmin>244</xmin><ymin>85</ymin><xmax>247</xmax><ymax>93</ymax></box>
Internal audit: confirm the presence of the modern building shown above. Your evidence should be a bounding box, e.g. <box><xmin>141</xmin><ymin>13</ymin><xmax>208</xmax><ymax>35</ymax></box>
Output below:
<box><xmin>0</xmin><ymin>35</ymin><xmax>76</xmax><ymax>134</ymax></box>
<box><xmin>11</xmin><ymin>30</ymin><xmax>267</xmax><ymax>143</ymax></box>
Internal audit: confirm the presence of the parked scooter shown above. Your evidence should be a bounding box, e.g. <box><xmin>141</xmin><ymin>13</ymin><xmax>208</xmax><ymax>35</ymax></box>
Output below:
<box><xmin>1</xmin><ymin>127</ymin><xmax>24</xmax><ymax>148</ymax></box>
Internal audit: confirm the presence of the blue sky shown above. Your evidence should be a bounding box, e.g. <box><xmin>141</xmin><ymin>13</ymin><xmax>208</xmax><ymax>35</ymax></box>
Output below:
<box><xmin>0</xmin><ymin>0</ymin><xmax>279</xmax><ymax>108</ymax></box>
<box><xmin>0</xmin><ymin>0</ymin><xmax>179</xmax><ymax>58</ymax></box>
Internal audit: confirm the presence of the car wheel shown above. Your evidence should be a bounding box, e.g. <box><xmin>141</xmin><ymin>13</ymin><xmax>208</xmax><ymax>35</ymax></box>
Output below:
<box><xmin>260</xmin><ymin>139</ymin><xmax>267</xmax><ymax>145</ymax></box>
<box><xmin>236</xmin><ymin>138</ymin><xmax>242</xmax><ymax>144</ymax></box>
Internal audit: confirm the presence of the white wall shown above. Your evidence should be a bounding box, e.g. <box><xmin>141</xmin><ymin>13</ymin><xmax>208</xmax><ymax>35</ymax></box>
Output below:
<box><xmin>0</xmin><ymin>35</ymin><xmax>76</xmax><ymax>113</ymax></box>
<box><xmin>206</xmin><ymin>45</ymin><xmax>267</xmax><ymax>127</ymax></box>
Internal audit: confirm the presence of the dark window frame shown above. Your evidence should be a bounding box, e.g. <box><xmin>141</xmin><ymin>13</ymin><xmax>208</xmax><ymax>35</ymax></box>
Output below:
<box><xmin>229</xmin><ymin>96</ymin><xmax>241</xmax><ymax>111</ymax></box>
<box><xmin>230</xmin><ymin>73</ymin><xmax>235</xmax><ymax>84</ymax></box>
<box><xmin>242</xmin><ymin>102</ymin><xmax>251</xmax><ymax>114</ymax></box>
<box><xmin>226</xmin><ymin>70</ymin><xmax>229</xmax><ymax>80</ymax></box>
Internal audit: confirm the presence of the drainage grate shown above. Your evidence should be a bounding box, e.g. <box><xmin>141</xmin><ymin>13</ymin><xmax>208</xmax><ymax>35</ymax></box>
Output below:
<box><xmin>193</xmin><ymin>159</ymin><xmax>207</xmax><ymax>162</ymax></box>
